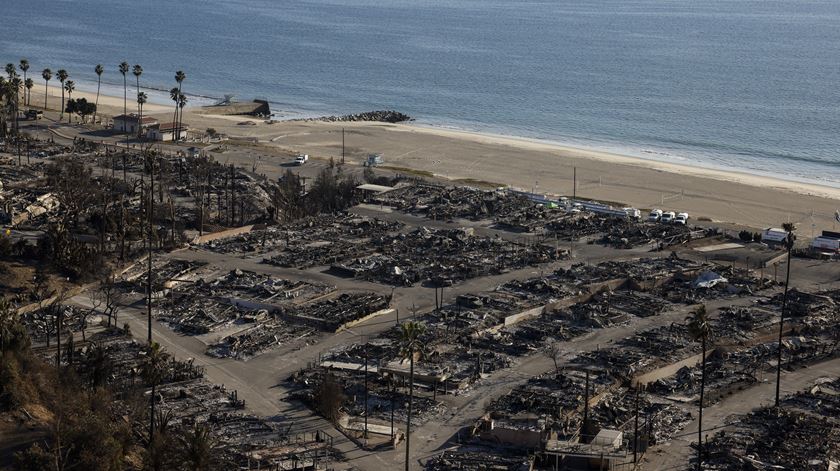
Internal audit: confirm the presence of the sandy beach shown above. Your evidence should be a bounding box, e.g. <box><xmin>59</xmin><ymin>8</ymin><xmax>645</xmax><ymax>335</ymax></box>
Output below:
<box><xmin>27</xmin><ymin>87</ymin><xmax>840</xmax><ymax>232</ymax></box>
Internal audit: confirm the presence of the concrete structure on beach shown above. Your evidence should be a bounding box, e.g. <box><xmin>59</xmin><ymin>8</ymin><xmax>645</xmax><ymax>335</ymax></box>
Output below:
<box><xmin>200</xmin><ymin>99</ymin><xmax>271</xmax><ymax>117</ymax></box>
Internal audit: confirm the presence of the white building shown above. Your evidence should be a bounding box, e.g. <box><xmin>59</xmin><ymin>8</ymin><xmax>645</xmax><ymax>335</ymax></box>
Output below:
<box><xmin>146</xmin><ymin>122</ymin><xmax>188</xmax><ymax>141</ymax></box>
<box><xmin>113</xmin><ymin>114</ymin><xmax>158</xmax><ymax>134</ymax></box>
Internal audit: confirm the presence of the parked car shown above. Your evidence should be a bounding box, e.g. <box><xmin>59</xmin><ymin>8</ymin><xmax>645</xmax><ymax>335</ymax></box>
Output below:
<box><xmin>661</xmin><ymin>211</ymin><xmax>676</xmax><ymax>223</ymax></box>
<box><xmin>647</xmin><ymin>209</ymin><xmax>663</xmax><ymax>222</ymax></box>
<box><xmin>674</xmin><ymin>212</ymin><xmax>689</xmax><ymax>225</ymax></box>
<box><xmin>294</xmin><ymin>154</ymin><xmax>309</xmax><ymax>165</ymax></box>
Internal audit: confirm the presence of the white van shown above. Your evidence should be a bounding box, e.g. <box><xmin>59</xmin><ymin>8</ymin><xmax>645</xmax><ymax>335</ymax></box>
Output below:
<box><xmin>674</xmin><ymin>212</ymin><xmax>689</xmax><ymax>225</ymax></box>
<box><xmin>294</xmin><ymin>154</ymin><xmax>309</xmax><ymax>165</ymax></box>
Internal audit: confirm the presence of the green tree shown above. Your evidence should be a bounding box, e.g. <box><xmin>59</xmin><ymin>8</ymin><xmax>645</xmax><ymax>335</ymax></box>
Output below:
<box><xmin>174</xmin><ymin>71</ymin><xmax>186</xmax><ymax>141</ymax></box>
<box><xmin>398</xmin><ymin>321</ymin><xmax>426</xmax><ymax>471</ymax></box>
<box><xmin>67</xmin><ymin>98</ymin><xmax>96</xmax><ymax>124</ymax></box>
<box><xmin>41</xmin><ymin>68</ymin><xmax>52</xmax><ymax>110</ymax></box>
<box><xmin>56</xmin><ymin>69</ymin><xmax>68</xmax><ymax>120</ymax></box>
<box><xmin>141</xmin><ymin>342</ymin><xmax>168</xmax><ymax>450</ymax></box>
<box><xmin>119</xmin><ymin>61</ymin><xmax>129</xmax><ymax>123</ymax></box>
<box><xmin>178</xmin><ymin>423</ymin><xmax>215</xmax><ymax>471</ymax></box>
<box><xmin>18</xmin><ymin>59</ymin><xmax>29</xmax><ymax>104</ymax></box>
<box><xmin>178</xmin><ymin>93</ymin><xmax>188</xmax><ymax>140</ymax></box>
<box><xmin>0</xmin><ymin>297</ymin><xmax>30</xmax><ymax>355</ymax></box>
<box><xmin>132</xmin><ymin>64</ymin><xmax>143</xmax><ymax>119</ymax></box>
<box><xmin>24</xmin><ymin>77</ymin><xmax>33</xmax><ymax>108</ymax></box>
<box><xmin>137</xmin><ymin>91</ymin><xmax>148</xmax><ymax>139</ymax></box>
<box><xmin>63</xmin><ymin>79</ymin><xmax>75</xmax><ymax>122</ymax></box>
<box><xmin>687</xmin><ymin>305</ymin><xmax>712</xmax><ymax>471</ymax></box>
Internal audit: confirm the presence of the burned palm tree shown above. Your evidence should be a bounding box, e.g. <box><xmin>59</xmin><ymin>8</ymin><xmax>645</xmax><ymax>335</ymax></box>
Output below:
<box><xmin>41</xmin><ymin>68</ymin><xmax>52</xmax><ymax>110</ymax></box>
<box><xmin>141</xmin><ymin>342</ymin><xmax>168</xmax><ymax>446</ymax></box>
<box><xmin>398</xmin><ymin>320</ymin><xmax>426</xmax><ymax>471</ymax></box>
<box><xmin>687</xmin><ymin>305</ymin><xmax>712</xmax><ymax>471</ymax></box>
<box><xmin>775</xmin><ymin>223</ymin><xmax>796</xmax><ymax>407</ymax></box>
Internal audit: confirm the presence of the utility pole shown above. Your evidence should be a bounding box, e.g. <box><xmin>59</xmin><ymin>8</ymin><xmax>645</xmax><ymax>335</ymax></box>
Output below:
<box><xmin>147</xmin><ymin>154</ymin><xmax>154</xmax><ymax>344</ymax></box>
<box><xmin>583</xmin><ymin>370</ymin><xmax>590</xmax><ymax>441</ymax></box>
<box><xmin>390</xmin><ymin>378</ymin><xmax>395</xmax><ymax>440</ymax></box>
<box><xmin>634</xmin><ymin>386</ymin><xmax>640</xmax><ymax>464</ymax></box>
<box><xmin>573</xmin><ymin>166</ymin><xmax>577</xmax><ymax>202</ymax></box>
<box><xmin>364</xmin><ymin>338</ymin><xmax>369</xmax><ymax>440</ymax></box>
<box><xmin>341</xmin><ymin>127</ymin><xmax>345</xmax><ymax>165</ymax></box>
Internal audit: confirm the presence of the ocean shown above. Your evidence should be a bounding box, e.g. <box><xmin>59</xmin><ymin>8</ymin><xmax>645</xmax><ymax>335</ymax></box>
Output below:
<box><xmin>3</xmin><ymin>0</ymin><xmax>840</xmax><ymax>187</ymax></box>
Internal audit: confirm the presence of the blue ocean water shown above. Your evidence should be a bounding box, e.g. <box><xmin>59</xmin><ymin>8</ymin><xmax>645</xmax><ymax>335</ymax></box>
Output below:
<box><xmin>2</xmin><ymin>0</ymin><xmax>840</xmax><ymax>186</ymax></box>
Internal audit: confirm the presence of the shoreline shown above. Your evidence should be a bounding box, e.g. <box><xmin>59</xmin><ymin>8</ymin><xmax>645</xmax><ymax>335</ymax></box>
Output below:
<box><xmin>400</xmin><ymin>123</ymin><xmax>840</xmax><ymax>201</ymax></box>
<box><xmin>30</xmin><ymin>81</ymin><xmax>840</xmax><ymax>197</ymax></box>
<box><xmin>26</xmin><ymin>85</ymin><xmax>840</xmax><ymax>230</ymax></box>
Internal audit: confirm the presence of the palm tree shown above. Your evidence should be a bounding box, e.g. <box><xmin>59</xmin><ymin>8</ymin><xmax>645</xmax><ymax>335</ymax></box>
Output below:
<box><xmin>24</xmin><ymin>78</ymin><xmax>33</xmax><ymax>108</ymax></box>
<box><xmin>41</xmin><ymin>69</ymin><xmax>52</xmax><ymax>110</ymax></box>
<box><xmin>169</xmin><ymin>87</ymin><xmax>180</xmax><ymax>141</ymax></box>
<box><xmin>94</xmin><ymin>64</ymin><xmax>104</xmax><ymax>123</ymax></box>
<box><xmin>10</xmin><ymin>77</ymin><xmax>22</xmax><ymax>134</ymax></box>
<box><xmin>398</xmin><ymin>321</ymin><xmax>426</xmax><ymax>471</ymax></box>
<box><xmin>4</xmin><ymin>63</ymin><xmax>14</xmax><ymax>80</ymax></box>
<box><xmin>177</xmin><ymin>93</ymin><xmax>188</xmax><ymax>141</ymax></box>
<box><xmin>56</xmin><ymin>69</ymin><xmax>68</xmax><ymax>121</ymax></box>
<box><xmin>775</xmin><ymin>222</ymin><xmax>797</xmax><ymax>407</ymax></box>
<box><xmin>174</xmin><ymin>70</ymin><xmax>185</xmax><ymax>140</ymax></box>
<box><xmin>687</xmin><ymin>305</ymin><xmax>712</xmax><ymax>471</ymax></box>
<box><xmin>18</xmin><ymin>59</ymin><xmax>29</xmax><ymax>105</ymax></box>
<box><xmin>137</xmin><ymin>92</ymin><xmax>148</xmax><ymax>139</ymax></box>
<box><xmin>63</xmin><ymin>80</ymin><xmax>75</xmax><ymax>122</ymax></box>
<box><xmin>178</xmin><ymin>423</ymin><xmax>214</xmax><ymax>470</ymax></box>
<box><xmin>142</xmin><ymin>342</ymin><xmax>167</xmax><ymax>445</ymax></box>
<box><xmin>119</xmin><ymin>61</ymin><xmax>129</xmax><ymax>127</ymax></box>
<box><xmin>0</xmin><ymin>78</ymin><xmax>15</xmax><ymax>138</ymax></box>
<box><xmin>133</xmin><ymin>64</ymin><xmax>143</xmax><ymax>118</ymax></box>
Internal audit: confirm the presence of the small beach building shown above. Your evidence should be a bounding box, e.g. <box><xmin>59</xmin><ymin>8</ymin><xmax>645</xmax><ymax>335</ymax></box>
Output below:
<box><xmin>146</xmin><ymin>122</ymin><xmax>188</xmax><ymax>141</ymax></box>
<box><xmin>113</xmin><ymin>114</ymin><xmax>158</xmax><ymax>134</ymax></box>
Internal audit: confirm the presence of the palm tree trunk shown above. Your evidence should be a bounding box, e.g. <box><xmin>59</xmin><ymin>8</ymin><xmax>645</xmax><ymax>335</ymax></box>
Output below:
<box><xmin>405</xmin><ymin>353</ymin><xmax>414</xmax><ymax>471</ymax></box>
<box><xmin>44</xmin><ymin>82</ymin><xmax>48</xmax><ymax>110</ymax></box>
<box><xmin>94</xmin><ymin>77</ymin><xmax>101</xmax><ymax>123</ymax></box>
<box><xmin>172</xmin><ymin>104</ymin><xmax>179</xmax><ymax>142</ymax></box>
<box><xmin>698</xmin><ymin>337</ymin><xmax>705</xmax><ymax>471</ymax></box>
<box><xmin>150</xmin><ymin>382</ymin><xmax>156</xmax><ymax>445</ymax></box>
<box><xmin>775</xmin><ymin>245</ymin><xmax>792</xmax><ymax>407</ymax></box>
<box><xmin>60</xmin><ymin>86</ymin><xmax>64</xmax><ymax>121</ymax></box>
<box><xmin>176</xmin><ymin>83</ymin><xmax>183</xmax><ymax>140</ymax></box>
<box><xmin>123</xmin><ymin>76</ymin><xmax>127</xmax><ymax>121</ymax></box>
<box><xmin>56</xmin><ymin>310</ymin><xmax>62</xmax><ymax>370</ymax></box>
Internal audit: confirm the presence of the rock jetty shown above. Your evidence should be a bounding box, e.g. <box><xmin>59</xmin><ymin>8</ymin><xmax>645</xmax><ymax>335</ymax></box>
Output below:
<box><xmin>306</xmin><ymin>110</ymin><xmax>412</xmax><ymax>123</ymax></box>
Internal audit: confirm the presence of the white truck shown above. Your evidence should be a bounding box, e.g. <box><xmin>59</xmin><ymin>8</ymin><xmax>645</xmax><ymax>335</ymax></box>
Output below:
<box><xmin>623</xmin><ymin>207</ymin><xmax>641</xmax><ymax>220</ymax></box>
<box><xmin>660</xmin><ymin>211</ymin><xmax>676</xmax><ymax>223</ymax></box>
<box><xmin>674</xmin><ymin>212</ymin><xmax>689</xmax><ymax>225</ymax></box>
<box><xmin>294</xmin><ymin>154</ymin><xmax>309</xmax><ymax>165</ymax></box>
<box><xmin>647</xmin><ymin>209</ymin><xmax>663</xmax><ymax>222</ymax></box>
